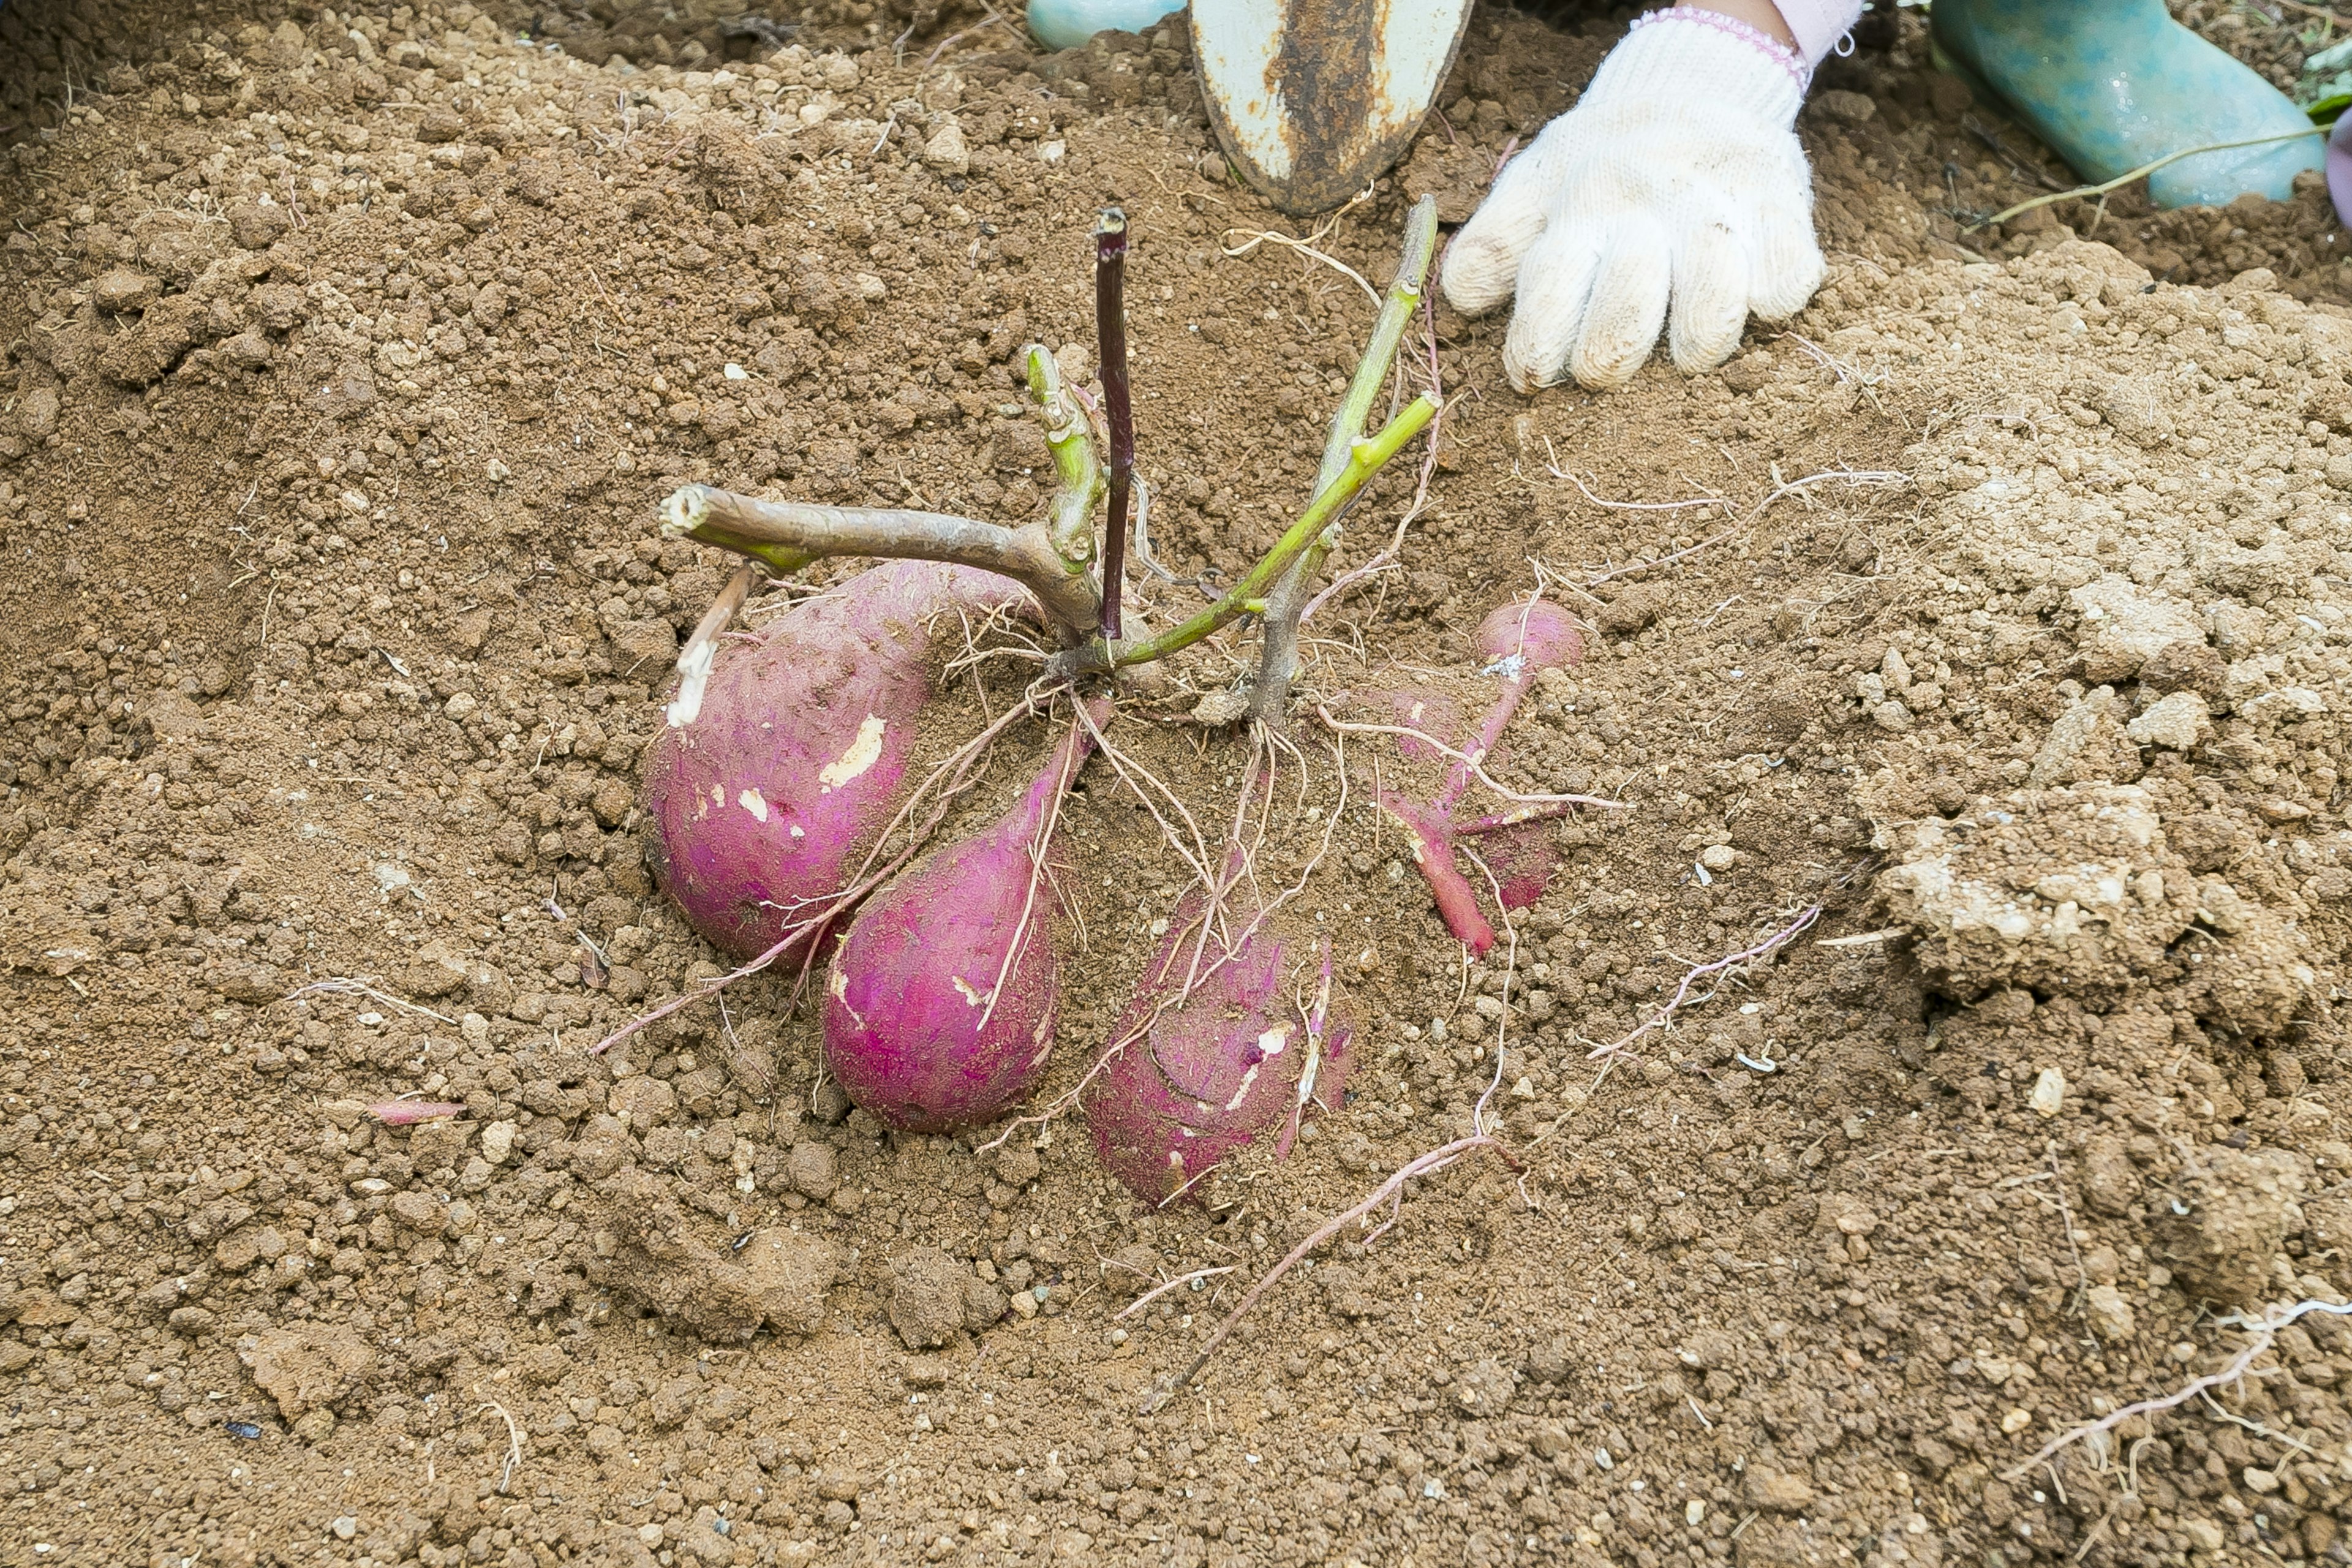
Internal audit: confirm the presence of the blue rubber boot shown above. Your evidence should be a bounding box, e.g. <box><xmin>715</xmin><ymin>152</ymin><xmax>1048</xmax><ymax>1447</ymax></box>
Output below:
<box><xmin>1027</xmin><ymin>0</ymin><xmax>1183</xmax><ymax>51</ymax></box>
<box><xmin>1931</xmin><ymin>0</ymin><xmax>2322</xmax><ymax>209</ymax></box>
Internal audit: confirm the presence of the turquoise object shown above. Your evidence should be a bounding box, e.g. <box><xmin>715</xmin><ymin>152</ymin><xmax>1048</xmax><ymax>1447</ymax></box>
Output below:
<box><xmin>1931</xmin><ymin>0</ymin><xmax>2322</xmax><ymax>209</ymax></box>
<box><xmin>1027</xmin><ymin>0</ymin><xmax>1183</xmax><ymax>51</ymax></box>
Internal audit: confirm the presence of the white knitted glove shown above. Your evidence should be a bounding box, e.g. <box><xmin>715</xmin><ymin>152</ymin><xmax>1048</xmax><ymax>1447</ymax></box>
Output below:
<box><xmin>1441</xmin><ymin>8</ymin><xmax>1825</xmax><ymax>392</ymax></box>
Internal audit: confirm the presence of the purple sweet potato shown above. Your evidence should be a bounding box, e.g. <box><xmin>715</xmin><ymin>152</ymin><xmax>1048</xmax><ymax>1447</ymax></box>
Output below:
<box><xmin>1085</xmin><ymin>888</ymin><xmax>1352</xmax><ymax>1205</ymax></box>
<box><xmin>643</xmin><ymin>560</ymin><xmax>1026</xmax><ymax>960</ymax></box>
<box><xmin>820</xmin><ymin>709</ymin><xmax>1098</xmax><ymax>1133</ymax></box>
<box><xmin>1474</xmin><ymin>597</ymin><xmax>1581</xmax><ymax>673</ymax></box>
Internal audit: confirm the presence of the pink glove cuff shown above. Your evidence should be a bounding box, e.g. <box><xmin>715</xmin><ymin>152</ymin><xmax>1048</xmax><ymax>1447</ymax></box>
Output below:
<box><xmin>1770</xmin><ymin>0</ymin><xmax>1865</xmax><ymax>67</ymax></box>
<box><xmin>1630</xmin><ymin>7</ymin><xmax>1809</xmax><ymax>93</ymax></box>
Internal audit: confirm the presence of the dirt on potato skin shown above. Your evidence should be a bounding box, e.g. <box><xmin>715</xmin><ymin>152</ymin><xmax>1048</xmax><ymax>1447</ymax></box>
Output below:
<box><xmin>7</xmin><ymin>0</ymin><xmax>2352</xmax><ymax>1566</ymax></box>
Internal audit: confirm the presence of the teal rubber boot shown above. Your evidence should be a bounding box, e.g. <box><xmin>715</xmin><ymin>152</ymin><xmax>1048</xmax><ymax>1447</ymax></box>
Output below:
<box><xmin>1931</xmin><ymin>0</ymin><xmax>2322</xmax><ymax>209</ymax></box>
<box><xmin>1027</xmin><ymin>0</ymin><xmax>1183</xmax><ymax>51</ymax></box>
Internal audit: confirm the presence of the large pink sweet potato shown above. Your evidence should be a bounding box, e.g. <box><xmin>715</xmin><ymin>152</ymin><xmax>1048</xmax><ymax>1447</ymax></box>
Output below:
<box><xmin>644</xmin><ymin>560</ymin><xmax>1026</xmax><ymax>959</ymax></box>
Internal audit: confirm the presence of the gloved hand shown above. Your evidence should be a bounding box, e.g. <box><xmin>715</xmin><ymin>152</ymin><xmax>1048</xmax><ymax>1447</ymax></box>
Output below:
<box><xmin>1441</xmin><ymin>7</ymin><xmax>1825</xmax><ymax>393</ymax></box>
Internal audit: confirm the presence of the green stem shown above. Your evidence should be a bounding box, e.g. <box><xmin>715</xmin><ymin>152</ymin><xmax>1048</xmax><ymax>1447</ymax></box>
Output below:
<box><xmin>665</xmin><ymin>522</ymin><xmax>816</xmax><ymax>578</ymax></box>
<box><xmin>1253</xmin><ymin>197</ymin><xmax>1439</xmax><ymax>722</ymax></box>
<box><xmin>1315</xmin><ymin>195</ymin><xmax>1438</xmax><ymax>499</ymax></box>
<box><xmin>1024</xmin><ymin>345</ymin><xmax>1102</xmax><ymax>573</ymax></box>
<box><xmin>1113</xmin><ymin>393</ymin><xmax>1437</xmax><ymax>669</ymax></box>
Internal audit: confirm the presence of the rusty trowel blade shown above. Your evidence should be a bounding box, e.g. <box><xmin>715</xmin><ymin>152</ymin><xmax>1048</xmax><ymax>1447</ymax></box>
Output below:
<box><xmin>1191</xmin><ymin>0</ymin><xmax>1472</xmax><ymax>216</ymax></box>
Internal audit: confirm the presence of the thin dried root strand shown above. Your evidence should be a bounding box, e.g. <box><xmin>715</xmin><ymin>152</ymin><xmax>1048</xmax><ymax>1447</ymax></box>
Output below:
<box><xmin>1584</xmin><ymin>905</ymin><xmax>1823</xmax><ymax>1063</ymax></box>
<box><xmin>1118</xmin><ymin>1265</ymin><xmax>1237</xmax><ymax>1319</ymax></box>
<box><xmin>1316</xmin><ymin>706</ymin><xmax>1626</xmax><ymax>813</ymax></box>
<box><xmin>1545</xmin><ymin>456</ymin><xmax>1912</xmax><ymax>588</ymax></box>
<box><xmin>1143</xmin><ymin>1134</ymin><xmax>1506</xmax><ymax>1412</ymax></box>
<box><xmin>1975</xmin><ymin>127</ymin><xmax>2324</xmax><ymax>232</ymax></box>
<box><xmin>284</xmin><ymin>977</ymin><xmax>459</xmax><ymax>1026</ymax></box>
<box><xmin>1221</xmin><ymin>228</ymin><xmax>1380</xmax><ymax>306</ymax></box>
<box><xmin>475</xmin><ymin>1393</ymin><xmax>526</xmax><ymax>1494</ymax></box>
<box><xmin>1457</xmin><ymin>840</ymin><xmax>1522</xmax><ymax>1136</ymax></box>
<box><xmin>1073</xmin><ymin>698</ymin><xmax>1219</xmax><ymax>892</ymax></box>
<box><xmin>2007</xmin><ymin>1298</ymin><xmax>2352</xmax><ymax>1480</ymax></box>
<box><xmin>972</xmin><ymin>1034</ymin><xmax>1131</xmax><ymax>1154</ymax></box>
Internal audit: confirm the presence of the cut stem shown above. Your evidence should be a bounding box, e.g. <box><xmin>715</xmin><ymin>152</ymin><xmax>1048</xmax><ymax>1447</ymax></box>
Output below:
<box><xmin>1253</xmin><ymin>196</ymin><xmax>1439</xmax><ymax>724</ymax></box>
<box><xmin>665</xmin><ymin>562</ymin><xmax>762</xmax><ymax>728</ymax></box>
<box><xmin>661</xmin><ymin>486</ymin><xmax>1102</xmax><ymax>645</ymax></box>
<box><xmin>1111</xmin><ymin>393</ymin><xmax>1437</xmax><ymax>669</ymax></box>
<box><xmin>1095</xmin><ymin>207</ymin><xmax>1134</xmax><ymax>643</ymax></box>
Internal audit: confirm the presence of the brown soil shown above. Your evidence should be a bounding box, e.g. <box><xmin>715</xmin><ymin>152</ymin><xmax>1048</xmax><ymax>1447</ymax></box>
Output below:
<box><xmin>7</xmin><ymin>1</ymin><xmax>2352</xmax><ymax>1566</ymax></box>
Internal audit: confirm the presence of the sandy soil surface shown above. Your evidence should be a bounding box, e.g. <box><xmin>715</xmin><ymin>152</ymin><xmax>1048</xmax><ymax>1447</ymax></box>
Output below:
<box><xmin>7</xmin><ymin>1</ymin><xmax>2352</xmax><ymax>1565</ymax></box>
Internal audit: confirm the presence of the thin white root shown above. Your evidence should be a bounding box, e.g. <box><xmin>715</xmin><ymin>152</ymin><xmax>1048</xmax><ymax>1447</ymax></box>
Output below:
<box><xmin>1456</xmin><ymin>841</ymin><xmax>1520</xmax><ymax>1139</ymax></box>
<box><xmin>1544</xmin><ymin>451</ymin><xmax>1912</xmax><ymax>589</ymax></box>
<box><xmin>1143</xmin><ymin>1133</ymin><xmax>1505</xmax><ymax>1411</ymax></box>
<box><xmin>282</xmin><ymin>977</ymin><xmax>458</xmax><ymax>1027</ymax></box>
<box><xmin>1314</xmin><ymin>705</ymin><xmax>1626</xmax><ymax>812</ymax></box>
<box><xmin>1585</xmin><ymin>905</ymin><xmax>1822</xmax><ymax>1061</ymax></box>
<box><xmin>1220</xmin><ymin>188</ymin><xmax>1380</xmax><ymax>306</ymax></box>
<box><xmin>475</xmin><ymin>1395</ymin><xmax>526</xmax><ymax>1494</ymax></box>
<box><xmin>1117</xmin><ymin>1266</ymin><xmax>1237</xmax><ymax>1319</ymax></box>
<box><xmin>2006</xmin><ymin>1298</ymin><xmax>2352</xmax><ymax>1481</ymax></box>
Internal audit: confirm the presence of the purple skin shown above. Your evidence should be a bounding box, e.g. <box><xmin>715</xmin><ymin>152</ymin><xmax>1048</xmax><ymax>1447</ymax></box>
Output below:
<box><xmin>821</xmin><ymin>712</ymin><xmax>1097</xmax><ymax>1134</ymax></box>
<box><xmin>1474</xmin><ymin>596</ymin><xmax>1581</xmax><ymax>671</ymax></box>
<box><xmin>1371</xmin><ymin>598</ymin><xmax>1586</xmax><ymax>954</ymax></box>
<box><xmin>1085</xmin><ymin>891</ymin><xmax>1354</xmax><ymax>1207</ymax></box>
<box><xmin>643</xmin><ymin>560</ymin><xmax>1026</xmax><ymax>960</ymax></box>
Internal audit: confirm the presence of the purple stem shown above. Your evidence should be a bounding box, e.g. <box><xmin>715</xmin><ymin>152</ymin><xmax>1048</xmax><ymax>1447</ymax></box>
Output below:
<box><xmin>1095</xmin><ymin>208</ymin><xmax>1133</xmax><ymax>643</ymax></box>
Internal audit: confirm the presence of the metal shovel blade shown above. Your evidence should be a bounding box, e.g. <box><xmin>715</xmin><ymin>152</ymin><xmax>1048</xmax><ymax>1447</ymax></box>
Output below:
<box><xmin>1191</xmin><ymin>0</ymin><xmax>1473</xmax><ymax>215</ymax></box>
